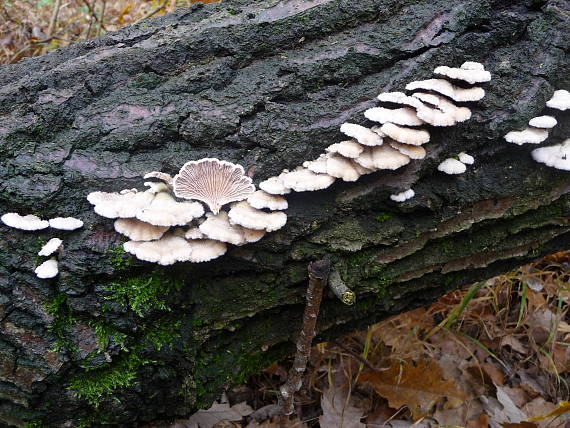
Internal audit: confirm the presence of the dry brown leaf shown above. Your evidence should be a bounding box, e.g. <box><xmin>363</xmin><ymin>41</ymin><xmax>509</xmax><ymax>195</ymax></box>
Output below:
<box><xmin>319</xmin><ymin>388</ymin><xmax>366</xmax><ymax>428</ymax></box>
<box><xmin>171</xmin><ymin>396</ymin><xmax>253</xmax><ymax>428</ymax></box>
<box><xmin>482</xmin><ymin>362</ymin><xmax>505</xmax><ymax>386</ymax></box>
<box><xmin>467</xmin><ymin>413</ymin><xmax>489</xmax><ymax>428</ymax></box>
<box><xmin>524</xmin><ymin>398</ymin><xmax>568</xmax><ymax>427</ymax></box>
<box><xmin>358</xmin><ymin>359</ymin><xmax>466</xmax><ymax>420</ymax></box>
<box><xmin>500</xmin><ymin>336</ymin><xmax>529</xmax><ymax>355</ymax></box>
<box><xmin>500</xmin><ymin>423</ymin><xmax>538</xmax><ymax>428</ymax></box>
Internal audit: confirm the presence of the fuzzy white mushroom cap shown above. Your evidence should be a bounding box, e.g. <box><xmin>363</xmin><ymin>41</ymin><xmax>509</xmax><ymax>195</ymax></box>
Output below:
<box><xmin>325</xmin><ymin>140</ymin><xmax>364</xmax><ymax>159</ymax></box>
<box><xmin>528</xmin><ymin>116</ymin><xmax>558</xmax><ymax>129</ymax></box>
<box><xmin>380</xmin><ymin>123</ymin><xmax>430</xmax><ymax>146</ymax></box>
<box><xmin>199</xmin><ymin>211</ymin><xmax>250</xmax><ymax>245</ymax></box>
<box><xmin>388</xmin><ymin>140</ymin><xmax>426</xmax><ymax>160</ymax></box>
<box><xmin>364</xmin><ymin>107</ymin><xmax>424</xmax><ymax>126</ymax></box>
<box><xmin>411</xmin><ymin>92</ymin><xmax>441</xmax><ymax>106</ymax></box>
<box><xmin>546</xmin><ymin>90</ymin><xmax>570</xmax><ymax>111</ymax></box>
<box><xmin>531</xmin><ymin>139</ymin><xmax>570</xmax><ymax>171</ymax></box>
<box><xmin>280</xmin><ymin>167</ymin><xmax>336</xmax><ymax>192</ymax></box>
<box><xmin>458</xmin><ymin>152</ymin><xmax>475</xmax><ymax>165</ymax></box>
<box><xmin>325</xmin><ymin>155</ymin><xmax>369</xmax><ymax>182</ymax></box>
<box><xmin>433</xmin><ymin>65</ymin><xmax>491</xmax><ymax>84</ymax></box>
<box><xmin>185</xmin><ymin>227</ymin><xmax>205</xmax><ymax>240</ymax></box>
<box><xmin>87</xmin><ymin>190</ymin><xmax>155</xmax><ymax>219</ymax></box>
<box><xmin>136</xmin><ymin>192</ymin><xmax>205</xmax><ymax>227</ymax></box>
<box><xmin>173</xmin><ymin>158</ymin><xmax>255</xmax><ymax>215</ymax></box>
<box><xmin>228</xmin><ymin>201</ymin><xmax>287</xmax><ymax>232</ymax></box>
<box><xmin>49</xmin><ymin>217</ymin><xmax>84</xmax><ymax>231</ymax></box>
<box><xmin>1</xmin><ymin>213</ymin><xmax>49</xmax><ymax>231</ymax></box>
<box><xmin>35</xmin><ymin>258</ymin><xmax>59</xmax><ymax>279</ymax></box>
<box><xmin>114</xmin><ymin>218</ymin><xmax>169</xmax><ymax>241</ymax></box>
<box><xmin>38</xmin><ymin>238</ymin><xmax>63</xmax><ymax>257</ymax></box>
<box><xmin>413</xmin><ymin>94</ymin><xmax>471</xmax><ymax>126</ymax></box>
<box><xmin>186</xmin><ymin>239</ymin><xmax>227</xmax><ymax>262</ymax></box>
<box><xmin>461</xmin><ymin>61</ymin><xmax>485</xmax><ymax>70</ymax></box>
<box><xmin>377</xmin><ymin>92</ymin><xmax>423</xmax><ymax>109</ymax></box>
<box><xmin>390</xmin><ymin>189</ymin><xmax>415</xmax><ymax>202</ymax></box>
<box><xmin>247</xmin><ymin>190</ymin><xmax>288</xmax><ymax>211</ymax></box>
<box><xmin>124</xmin><ymin>235</ymin><xmax>194</xmax><ymax>265</ymax></box>
<box><xmin>353</xmin><ymin>145</ymin><xmax>411</xmax><ymax>171</ymax></box>
<box><xmin>258</xmin><ymin>176</ymin><xmax>291</xmax><ymax>195</ymax></box>
<box><xmin>340</xmin><ymin>123</ymin><xmax>383</xmax><ymax>146</ymax></box>
<box><xmin>303</xmin><ymin>154</ymin><xmax>329</xmax><ymax>175</ymax></box>
<box><xmin>143</xmin><ymin>171</ymin><xmax>173</xmax><ymax>186</ymax></box>
<box><xmin>504</xmin><ymin>128</ymin><xmax>549</xmax><ymax>145</ymax></box>
<box><xmin>119</xmin><ymin>188</ymin><xmax>138</xmax><ymax>195</ymax></box>
<box><xmin>438</xmin><ymin>158</ymin><xmax>467</xmax><ymax>175</ymax></box>
<box><xmin>406</xmin><ymin>79</ymin><xmax>485</xmax><ymax>102</ymax></box>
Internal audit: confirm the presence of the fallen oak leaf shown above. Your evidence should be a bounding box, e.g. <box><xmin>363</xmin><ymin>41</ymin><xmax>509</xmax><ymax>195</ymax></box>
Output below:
<box><xmin>171</xmin><ymin>395</ymin><xmax>253</xmax><ymax>428</ymax></box>
<box><xmin>525</xmin><ymin>401</ymin><xmax>570</xmax><ymax>422</ymax></box>
<box><xmin>357</xmin><ymin>359</ymin><xmax>466</xmax><ymax>420</ymax></box>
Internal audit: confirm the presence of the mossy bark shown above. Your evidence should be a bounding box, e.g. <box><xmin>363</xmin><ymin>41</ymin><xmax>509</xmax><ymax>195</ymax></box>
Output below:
<box><xmin>0</xmin><ymin>0</ymin><xmax>569</xmax><ymax>425</ymax></box>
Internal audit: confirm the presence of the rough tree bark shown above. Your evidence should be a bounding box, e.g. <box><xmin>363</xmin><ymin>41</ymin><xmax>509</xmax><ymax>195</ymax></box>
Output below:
<box><xmin>0</xmin><ymin>0</ymin><xmax>569</xmax><ymax>425</ymax></box>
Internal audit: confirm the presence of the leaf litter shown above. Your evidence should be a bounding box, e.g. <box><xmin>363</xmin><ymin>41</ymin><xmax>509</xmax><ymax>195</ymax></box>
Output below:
<box><xmin>151</xmin><ymin>251</ymin><xmax>570</xmax><ymax>427</ymax></box>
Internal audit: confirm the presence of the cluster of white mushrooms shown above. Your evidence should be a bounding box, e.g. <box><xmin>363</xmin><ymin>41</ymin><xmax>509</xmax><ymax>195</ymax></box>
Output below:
<box><xmin>504</xmin><ymin>89</ymin><xmax>570</xmax><ymax>170</ymax></box>
<box><xmin>87</xmin><ymin>159</ymin><xmax>287</xmax><ymax>265</ymax></box>
<box><xmin>257</xmin><ymin>61</ymin><xmax>492</xmax><ymax>202</ymax></box>
<box><xmin>0</xmin><ymin>213</ymin><xmax>83</xmax><ymax>278</ymax></box>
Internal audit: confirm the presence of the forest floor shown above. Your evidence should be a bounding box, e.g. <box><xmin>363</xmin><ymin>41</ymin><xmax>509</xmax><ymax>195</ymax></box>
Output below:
<box><xmin>3</xmin><ymin>1</ymin><xmax>570</xmax><ymax>427</ymax></box>
<box><xmin>164</xmin><ymin>251</ymin><xmax>570</xmax><ymax>428</ymax></box>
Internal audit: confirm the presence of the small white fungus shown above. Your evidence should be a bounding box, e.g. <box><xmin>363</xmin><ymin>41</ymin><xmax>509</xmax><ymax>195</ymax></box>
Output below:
<box><xmin>390</xmin><ymin>189</ymin><xmax>415</xmax><ymax>202</ymax></box>
<box><xmin>1</xmin><ymin>213</ymin><xmax>49</xmax><ymax>231</ymax></box>
<box><xmin>35</xmin><ymin>258</ymin><xmax>59</xmax><ymax>279</ymax></box>
<box><xmin>38</xmin><ymin>238</ymin><xmax>63</xmax><ymax>257</ymax></box>
<box><xmin>438</xmin><ymin>158</ymin><xmax>467</xmax><ymax>175</ymax></box>
<box><xmin>458</xmin><ymin>152</ymin><xmax>475</xmax><ymax>165</ymax></box>
<box><xmin>49</xmin><ymin>217</ymin><xmax>84</xmax><ymax>231</ymax></box>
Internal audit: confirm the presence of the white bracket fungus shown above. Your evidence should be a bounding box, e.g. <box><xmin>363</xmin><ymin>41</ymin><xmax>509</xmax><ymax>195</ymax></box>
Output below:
<box><xmin>247</xmin><ymin>190</ymin><xmax>288</xmax><ymax>211</ymax></box>
<box><xmin>325</xmin><ymin>140</ymin><xmax>364</xmax><ymax>159</ymax></box>
<box><xmin>173</xmin><ymin>158</ymin><xmax>255</xmax><ymax>215</ymax></box>
<box><xmin>228</xmin><ymin>201</ymin><xmax>287</xmax><ymax>232</ymax></box>
<box><xmin>136</xmin><ymin>192</ymin><xmax>204</xmax><ymax>226</ymax></box>
<box><xmin>405</xmin><ymin>79</ymin><xmax>485</xmax><ymax>102</ymax></box>
<box><xmin>528</xmin><ymin>115</ymin><xmax>557</xmax><ymax>129</ymax></box>
<box><xmin>433</xmin><ymin>65</ymin><xmax>491</xmax><ymax>84</ymax></box>
<box><xmin>458</xmin><ymin>152</ymin><xmax>475</xmax><ymax>165</ymax></box>
<box><xmin>377</xmin><ymin>92</ymin><xmax>423</xmax><ymax>109</ymax></box>
<box><xmin>504</xmin><ymin>128</ymin><xmax>549</xmax><ymax>145</ymax></box>
<box><xmin>124</xmin><ymin>235</ymin><xmax>194</xmax><ymax>265</ymax></box>
<box><xmin>87</xmin><ymin>190</ymin><xmax>155</xmax><ymax>218</ymax></box>
<box><xmin>388</xmin><ymin>141</ymin><xmax>426</xmax><ymax>160</ymax></box>
<box><xmin>1</xmin><ymin>213</ymin><xmax>49</xmax><ymax>231</ymax></box>
<box><xmin>143</xmin><ymin>171</ymin><xmax>173</xmax><ymax>186</ymax></box>
<box><xmin>199</xmin><ymin>211</ymin><xmax>265</xmax><ymax>245</ymax></box>
<box><xmin>35</xmin><ymin>258</ymin><xmax>59</xmax><ymax>279</ymax></box>
<box><xmin>390</xmin><ymin>189</ymin><xmax>415</xmax><ymax>202</ymax></box>
<box><xmin>380</xmin><ymin>123</ymin><xmax>430</xmax><ymax>146</ymax></box>
<box><xmin>114</xmin><ymin>218</ymin><xmax>169</xmax><ymax>241</ymax></box>
<box><xmin>186</xmin><ymin>239</ymin><xmax>228</xmax><ymax>263</ymax></box>
<box><xmin>259</xmin><ymin>176</ymin><xmax>292</xmax><ymax>195</ymax></box>
<box><xmin>38</xmin><ymin>238</ymin><xmax>63</xmax><ymax>257</ymax></box>
<box><xmin>364</xmin><ymin>107</ymin><xmax>424</xmax><ymax>126</ymax></box>
<box><xmin>438</xmin><ymin>158</ymin><xmax>467</xmax><ymax>175</ymax></box>
<box><xmin>48</xmin><ymin>217</ymin><xmax>84</xmax><ymax>231</ymax></box>
<box><xmin>280</xmin><ymin>167</ymin><xmax>336</xmax><ymax>192</ymax></box>
<box><xmin>353</xmin><ymin>145</ymin><xmax>411</xmax><ymax>171</ymax></box>
<box><xmin>339</xmin><ymin>123</ymin><xmax>383</xmax><ymax>146</ymax></box>
<box><xmin>531</xmin><ymin>139</ymin><xmax>570</xmax><ymax>171</ymax></box>
<box><xmin>546</xmin><ymin>90</ymin><xmax>570</xmax><ymax>111</ymax></box>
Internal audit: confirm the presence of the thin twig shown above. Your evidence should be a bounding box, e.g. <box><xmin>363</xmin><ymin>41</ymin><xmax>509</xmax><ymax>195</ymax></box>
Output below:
<box><xmin>97</xmin><ymin>0</ymin><xmax>106</xmax><ymax>37</ymax></box>
<box><xmin>47</xmin><ymin>0</ymin><xmax>62</xmax><ymax>36</ymax></box>
<box><xmin>279</xmin><ymin>257</ymin><xmax>331</xmax><ymax>416</ymax></box>
<box><xmin>135</xmin><ymin>0</ymin><xmax>169</xmax><ymax>23</ymax></box>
